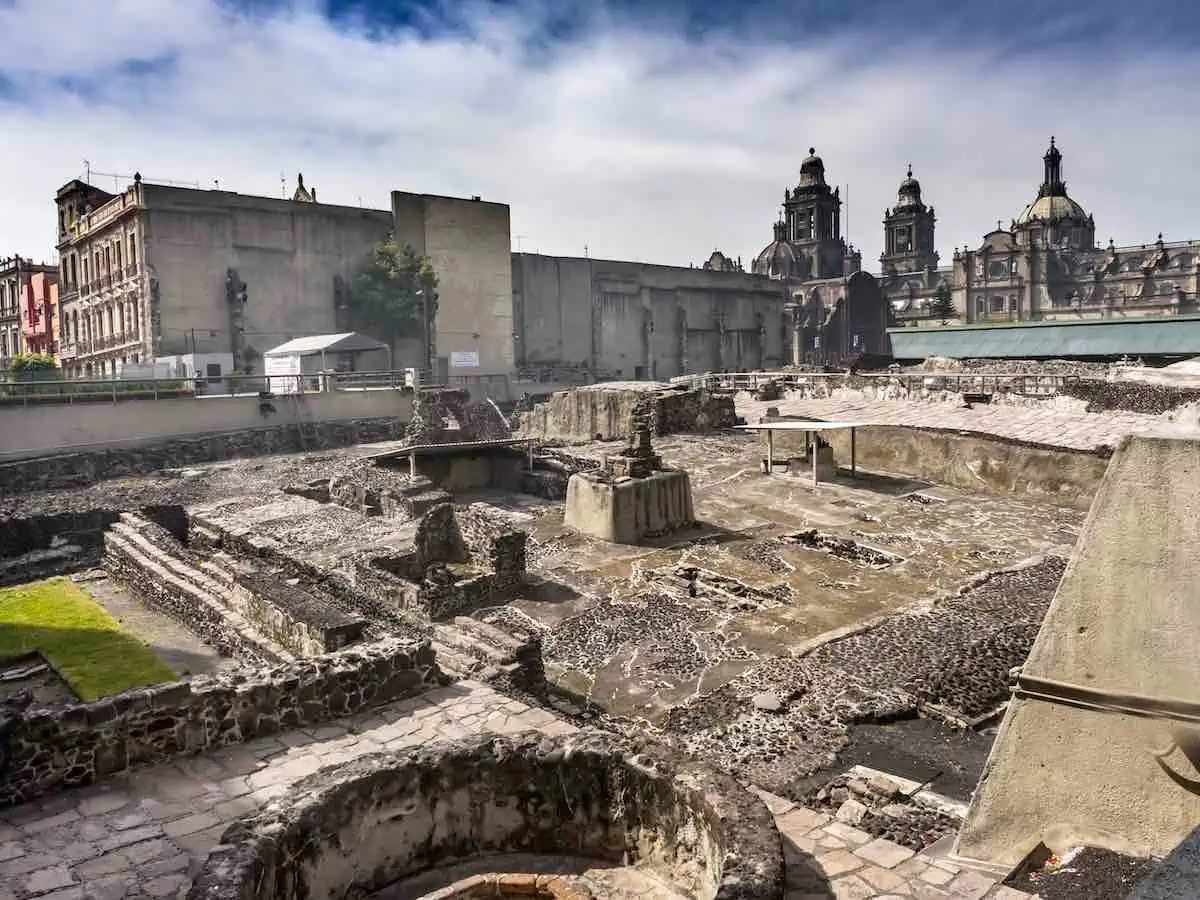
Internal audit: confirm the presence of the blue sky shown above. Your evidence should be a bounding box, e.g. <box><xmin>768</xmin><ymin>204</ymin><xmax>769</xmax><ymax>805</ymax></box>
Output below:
<box><xmin>2</xmin><ymin>0</ymin><xmax>1199</xmax><ymax>266</ymax></box>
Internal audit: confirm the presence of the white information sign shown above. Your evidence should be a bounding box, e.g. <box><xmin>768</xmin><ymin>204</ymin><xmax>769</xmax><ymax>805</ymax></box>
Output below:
<box><xmin>450</xmin><ymin>350</ymin><xmax>480</xmax><ymax>369</ymax></box>
<box><xmin>264</xmin><ymin>354</ymin><xmax>302</xmax><ymax>394</ymax></box>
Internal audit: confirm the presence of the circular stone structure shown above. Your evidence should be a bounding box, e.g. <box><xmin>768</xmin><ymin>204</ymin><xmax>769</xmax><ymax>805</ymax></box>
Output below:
<box><xmin>187</xmin><ymin>729</ymin><xmax>785</xmax><ymax>900</ymax></box>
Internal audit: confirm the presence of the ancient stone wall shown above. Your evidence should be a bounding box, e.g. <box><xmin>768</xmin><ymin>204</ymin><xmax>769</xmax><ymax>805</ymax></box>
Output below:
<box><xmin>107</xmin><ymin>512</ymin><xmax>368</xmax><ymax>660</ymax></box>
<box><xmin>516</xmin><ymin>383</ymin><xmax>736</xmax><ymax>443</ymax></box>
<box><xmin>457</xmin><ymin>503</ymin><xmax>527</xmax><ymax>597</ymax></box>
<box><xmin>0</xmin><ymin>509</ymin><xmax>120</xmax><ymax>586</ymax></box>
<box><xmin>0</xmin><ymin>416</ymin><xmax>408</xmax><ymax>496</ymax></box>
<box><xmin>186</xmin><ymin>729</ymin><xmax>785</xmax><ymax>900</ymax></box>
<box><xmin>105</xmin><ymin>513</ymin><xmax>288</xmax><ymax>664</ymax></box>
<box><xmin>0</xmin><ymin>637</ymin><xmax>439</xmax><ymax>808</ymax></box>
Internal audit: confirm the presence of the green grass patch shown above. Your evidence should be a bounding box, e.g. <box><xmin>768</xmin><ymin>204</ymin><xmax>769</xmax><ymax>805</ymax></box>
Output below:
<box><xmin>0</xmin><ymin>578</ymin><xmax>177</xmax><ymax>701</ymax></box>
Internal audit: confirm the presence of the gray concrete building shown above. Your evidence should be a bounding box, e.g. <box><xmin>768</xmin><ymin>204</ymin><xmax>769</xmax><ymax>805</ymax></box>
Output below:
<box><xmin>391</xmin><ymin>191</ymin><xmax>514</xmax><ymax>380</ymax></box>
<box><xmin>512</xmin><ymin>253</ymin><xmax>791</xmax><ymax>381</ymax></box>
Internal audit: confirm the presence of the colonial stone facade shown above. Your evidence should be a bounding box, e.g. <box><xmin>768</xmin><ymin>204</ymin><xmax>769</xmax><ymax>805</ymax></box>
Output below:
<box><xmin>749</xmin><ymin>149</ymin><xmax>893</xmax><ymax>365</ymax></box>
<box><xmin>53</xmin><ymin>174</ymin><xmax>393</xmax><ymax>380</ymax></box>
<box><xmin>880</xmin><ymin>139</ymin><xmax>1200</xmax><ymax>326</ymax></box>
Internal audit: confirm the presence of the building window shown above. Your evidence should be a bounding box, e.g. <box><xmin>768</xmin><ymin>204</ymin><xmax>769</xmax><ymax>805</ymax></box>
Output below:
<box><xmin>989</xmin><ymin>295</ymin><xmax>1006</xmax><ymax>314</ymax></box>
<box><xmin>129</xmin><ymin>234</ymin><xmax>137</xmax><ymax>267</ymax></box>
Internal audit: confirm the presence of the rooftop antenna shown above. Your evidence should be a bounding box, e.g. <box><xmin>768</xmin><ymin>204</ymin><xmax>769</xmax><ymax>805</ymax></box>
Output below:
<box><xmin>514</xmin><ymin>235</ymin><xmax>526</xmax><ymax>252</ymax></box>
<box><xmin>82</xmin><ymin>159</ymin><xmax>91</xmax><ymax>184</ymax></box>
<box><xmin>584</xmin><ymin>244</ymin><xmax>589</xmax><ymax>258</ymax></box>
<box><xmin>213</xmin><ymin>178</ymin><xmax>220</xmax><ymax>191</ymax></box>
<box><xmin>280</xmin><ymin>171</ymin><xmax>286</xmax><ymax>198</ymax></box>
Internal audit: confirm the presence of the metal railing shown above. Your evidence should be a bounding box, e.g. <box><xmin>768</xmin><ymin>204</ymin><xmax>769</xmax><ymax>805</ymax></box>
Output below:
<box><xmin>669</xmin><ymin>370</ymin><xmax>1081</xmax><ymax>397</ymax></box>
<box><xmin>0</xmin><ymin>368</ymin><xmax>431</xmax><ymax>406</ymax></box>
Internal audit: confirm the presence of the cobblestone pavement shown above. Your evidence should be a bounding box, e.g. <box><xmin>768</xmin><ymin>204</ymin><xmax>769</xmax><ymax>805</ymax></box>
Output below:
<box><xmin>759</xmin><ymin>790</ymin><xmax>1036</xmax><ymax>899</ymax></box>
<box><xmin>737</xmin><ymin>395</ymin><xmax>1177</xmax><ymax>452</ymax></box>
<box><xmin>1</xmin><ymin>681</ymin><xmax>1032</xmax><ymax>900</ymax></box>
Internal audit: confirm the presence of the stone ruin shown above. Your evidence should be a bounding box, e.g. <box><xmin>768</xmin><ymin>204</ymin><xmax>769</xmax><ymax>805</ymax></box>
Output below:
<box><xmin>186</xmin><ymin>730</ymin><xmax>784</xmax><ymax>900</ymax></box>
<box><xmin>0</xmin><ymin>482</ymin><xmax>543</xmax><ymax>808</ymax></box>
<box><xmin>406</xmin><ymin>387</ymin><xmax>513</xmax><ymax>445</ymax></box>
<box><xmin>515</xmin><ymin>380</ymin><xmax>736</xmax><ymax>443</ymax></box>
<box><xmin>563</xmin><ymin>424</ymin><xmax>695</xmax><ymax>543</ymax></box>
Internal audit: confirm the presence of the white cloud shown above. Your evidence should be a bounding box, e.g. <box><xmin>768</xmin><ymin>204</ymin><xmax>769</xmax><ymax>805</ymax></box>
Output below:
<box><xmin>2</xmin><ymin>0</ymin><xmax>1199</xmax><ymax>269</ymax></box>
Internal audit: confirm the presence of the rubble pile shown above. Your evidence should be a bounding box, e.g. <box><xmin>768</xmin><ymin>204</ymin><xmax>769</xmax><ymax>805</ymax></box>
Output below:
<box><xmin>805</xmin><ymin>773</ymin><xmax>963</xmax><ymax>851</ymax></box>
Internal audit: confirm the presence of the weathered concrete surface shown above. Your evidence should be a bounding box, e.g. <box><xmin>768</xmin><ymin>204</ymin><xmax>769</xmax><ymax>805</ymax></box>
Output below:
<box><xmin>956</xmin><ymin>436</ymin><xmax>1200</xmax><ymax>867</ymax></box>
<box><xmin>563</xmin><ymin>469</ymin><xmax>694</xmax><ymax>543</ymax></box>
<box><xmin>0</xmin><ymin>389</ymin><xmax>414</xmax><ymax>462</ymax></box>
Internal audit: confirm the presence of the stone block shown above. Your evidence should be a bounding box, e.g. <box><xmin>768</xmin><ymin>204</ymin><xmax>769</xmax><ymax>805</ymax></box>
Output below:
<box><xmin>564</xmin><ymin>469</ymin><xmax>694</xmax><ymax>544</ymax></box>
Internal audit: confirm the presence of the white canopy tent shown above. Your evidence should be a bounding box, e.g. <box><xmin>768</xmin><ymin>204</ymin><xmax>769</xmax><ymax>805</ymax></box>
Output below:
<box><xmin>262</xmin><ymin>332</ymin><xmax>391</xmax><ymax>393</ymax></box>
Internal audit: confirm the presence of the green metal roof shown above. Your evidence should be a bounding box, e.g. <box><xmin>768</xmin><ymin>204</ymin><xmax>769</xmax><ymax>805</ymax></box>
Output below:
<box><xmin>888</xmin><ymin>315</ymin><xmax>1200</xmax><ymax>359</ymax></box>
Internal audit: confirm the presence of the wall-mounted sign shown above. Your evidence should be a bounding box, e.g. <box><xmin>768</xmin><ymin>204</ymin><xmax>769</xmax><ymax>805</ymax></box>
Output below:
<box><xmin>450</xmin><ymin>350</ymin><xmax>479</xmax><ymax>369</ymax></box>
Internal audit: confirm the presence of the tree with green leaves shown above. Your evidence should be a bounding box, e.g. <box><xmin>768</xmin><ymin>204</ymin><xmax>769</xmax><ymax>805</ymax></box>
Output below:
<box><xmin>8</xmin><ymin>352</ymin><xmax>57</xmax><ymax>379</ymax></box>
<box><xmin>929</xmin><ymin>283</ymin><xmax>956</xmax><ymax>324</ymax></box>
<box><xmin>343</xmin><ymin>234</ymin><xmax>438</xmax><ymax>358</ymax></box>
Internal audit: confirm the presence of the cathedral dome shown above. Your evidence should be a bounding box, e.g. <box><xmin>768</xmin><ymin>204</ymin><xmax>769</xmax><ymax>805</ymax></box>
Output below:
<box><xmin>1014</xmin><ymin>137</ymin><xmax>1089</xmax><ymax>227</ymax></box>
<box><xmin>752</xmin><ymin>220</ymin><xmax>799</xmax><ymax>279</ymax></box>
<box><xmin>896</xmin><ymin>166</ymin><xmax>923</xmax><ymax>208</ymax></box>
<box><xmin>1014</xmin><ymin>194</ymin><xmax>1088</xmax><ymax>226</ymax></box>
<box><xmin>798</xmin><ymin>148</ymin><xmax>826</xmax><ymax>187</ymax></box>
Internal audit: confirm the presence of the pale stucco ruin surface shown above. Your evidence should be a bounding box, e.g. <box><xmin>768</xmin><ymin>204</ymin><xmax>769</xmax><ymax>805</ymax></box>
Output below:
<box><xmin>956</xmin><ymin>435</ymin><xmax>1200</xmax><ymax>868</ymax></box>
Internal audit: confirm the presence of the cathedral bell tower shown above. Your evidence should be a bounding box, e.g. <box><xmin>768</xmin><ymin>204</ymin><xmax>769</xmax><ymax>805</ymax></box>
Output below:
<box><xmin>880</xmin><ymin>165</ymin><xmax>938</xmax><ymax>275</ymax></box>
<box><xmin>782</xmin><ymin>149</ymin><xmax>846</xmax><ymax>279</ymax></box>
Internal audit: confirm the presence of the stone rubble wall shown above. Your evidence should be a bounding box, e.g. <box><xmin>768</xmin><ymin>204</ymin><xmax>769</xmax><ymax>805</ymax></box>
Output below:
<box><xmin>1063</xmin><ymin>378</ymin><xmax>1200</xmax><ymax>415</ymax></box>
<box><xmin>0</xmin><ymin>509</ymin><xmax>121</xmax><ymax>586</ymax></box>
<box><xmin>457</xmin><ymin>503</ymin><xmax>527</xmax><ymax>598</ymax></box>
<box><xmin>186</xmin><ymin>729</ymin><xmax>785</xmax><ymax>900</ymax></box>
<box><xmin>0</xmin><ymin>416</ymin><xmax>408</xmax><ymax>496</ymax></box>
<box><xmin>0</xmin><ymin>637</ymin><xmax>439</xmax><ymax>809</ymax></box>
<box><xmin>222</xmin><ymin>570</ymin><xmax>367</xmax><ymax>656</ymax></box>
<box><xmin>324</xmin><ymin>469</ymin><xmax>453</xmax><ymax>521</ymax></box>
<box><xmin>191</xmin><ymin>509</ymin><xmax>427</xmax><ymax>636</ymax></box>
<box><xmin>516</xmin><ymin>384</ymin><xmax>736</xmax><ymax>443</ymax></box>
<box><xmin>0</xmin><ymin>509</ymin><xmax>119</xmax><ymax>565</ymax></box>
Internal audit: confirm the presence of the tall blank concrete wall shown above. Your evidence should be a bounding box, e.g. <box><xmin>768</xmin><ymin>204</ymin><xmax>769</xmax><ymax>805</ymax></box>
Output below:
<box><xmin>956</xmin><ymin>436</ymin><xmax>1200</xmax><ymax>867</ymax></box>
<box><xmin>392</xmin><ymin>192</ymin><xmax>513</xmax><ymax>377</ymax></box>
<box><xmin>512</xmin><ymin>253</ymin><xmax>788</xmax><ymax>380</ymax></box>
<box><xmin>142</xmin><ymin>185</ymin><xmax>392</xmax><ymax>359</ymax></box>
<box><xmin>0</xmin><ymin>390</ymin><xmax>413</xmax><ymax>460</ymax></box>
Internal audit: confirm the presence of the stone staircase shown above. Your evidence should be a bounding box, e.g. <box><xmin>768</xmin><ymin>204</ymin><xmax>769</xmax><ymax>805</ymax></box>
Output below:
<box><xmin>430</xmin><ymin>616</ymin><xmax>542</xmax><ymax>688</ymax></box>
<box><xmin>104</xmin><ymin>513</ymin><xmax>294</xmax><ymax>665</ymax></box>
